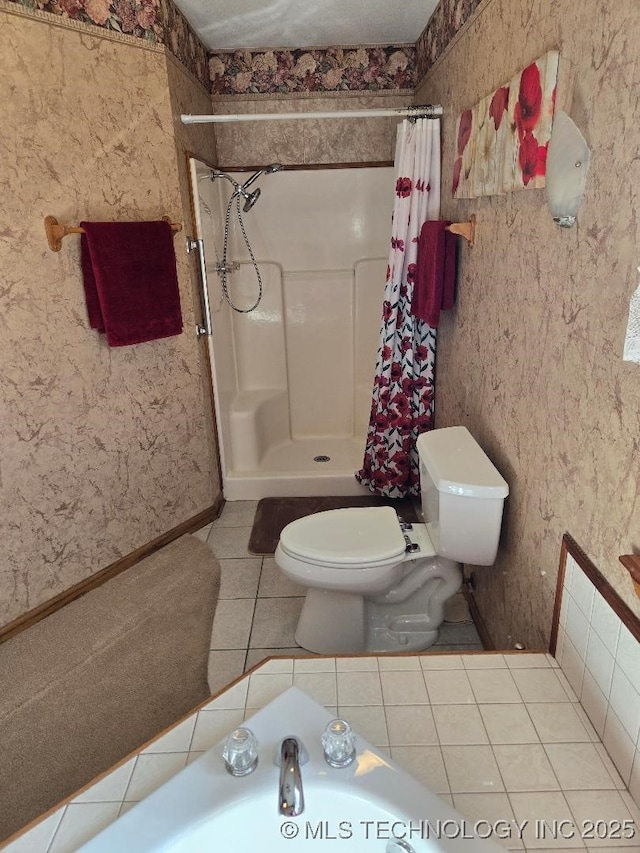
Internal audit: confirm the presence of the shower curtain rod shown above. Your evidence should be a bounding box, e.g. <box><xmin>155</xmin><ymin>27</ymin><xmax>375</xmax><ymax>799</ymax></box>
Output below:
<box><xmin>180</xmin><ymin>104</ymin><xmax>443</xmax><ymax>124</ymax></box>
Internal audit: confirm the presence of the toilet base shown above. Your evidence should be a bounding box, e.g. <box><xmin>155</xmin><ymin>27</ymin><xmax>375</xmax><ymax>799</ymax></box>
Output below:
<box><xmin>295</xmin><ymin>588</ymin><xmax>367</xmax><ymax>655</ymax></box>
<box><xmin>366</xmin><ymin>617</ymin><xmax>439</xmax><ymax>653</ymax></box>
<box><xmin>294</xmin><ymin>591</ymin><xmax>454</xmax><ymax>656</ymax></box>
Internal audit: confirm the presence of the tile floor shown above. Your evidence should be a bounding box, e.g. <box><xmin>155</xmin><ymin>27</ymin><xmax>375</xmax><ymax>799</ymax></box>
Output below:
<box><xmin>194</xmin><ymin>500</ymin><xmax>484</xmax><ymax>694</ymax></box>
<box><xmin>15</xmin><ymin>653</ymin><xmax>640</xmax><ymax>852</ymax></box>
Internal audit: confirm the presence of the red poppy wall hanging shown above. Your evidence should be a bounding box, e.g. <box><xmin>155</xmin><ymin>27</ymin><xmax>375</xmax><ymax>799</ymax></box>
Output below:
<box><xmin>453</xmin><ymin>50</ymin><xmax>559</xmax><ymax>198</ymax></box>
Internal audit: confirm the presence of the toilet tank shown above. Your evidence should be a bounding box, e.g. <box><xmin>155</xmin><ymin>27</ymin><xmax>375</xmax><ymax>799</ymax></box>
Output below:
<box><xmin>417</xmin><ymin>426</ymin><xmax>509</xmax><ymax>565</ymax></box>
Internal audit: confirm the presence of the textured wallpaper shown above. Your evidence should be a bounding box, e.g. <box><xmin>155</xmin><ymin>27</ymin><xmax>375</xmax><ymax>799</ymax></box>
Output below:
<box><xmin>417</xmin><ymin>0</ymin><xmax>640</xmax><ymax>648</ymax></box>
<box><xmin>213</xmin><ymin>91</ymin><xmax>409</xmax><ymax>169</ymax></box>
<box><xmin>7</xmin><ymin>0</ymin><xmax>638</xmax><ymax>652</ymax></box>
<box><xmin>4</xmin><ymin>0</ymin><xmax>210</xmax><ymax>89</ymax></box>
<box><xmin>1</xmin><ymin>7</ymin><xmax>218</xmax><ymax>628</ymax></box>
<box><xmin>165</xmin><ymin>50</ymin><xmax>221</xmax><ymax>495</ymax></box>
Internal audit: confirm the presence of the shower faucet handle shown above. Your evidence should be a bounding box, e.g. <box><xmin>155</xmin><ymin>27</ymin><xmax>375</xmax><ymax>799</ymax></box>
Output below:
<box><xmin>214</xmin><ymin>261</ymin><xmax>240</xmax><ymax>275</ymax></box>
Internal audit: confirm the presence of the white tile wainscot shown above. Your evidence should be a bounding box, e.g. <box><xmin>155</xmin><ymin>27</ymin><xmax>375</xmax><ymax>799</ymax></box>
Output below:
<box><xmin>2</xmin><ymin>653</ymin><xmax>640</xmax><ymax>852</ymax></box>
<box><xmin>555</xmin><ymin>547</ymin><xmax>640</xmax><ymax>803</ymax></box>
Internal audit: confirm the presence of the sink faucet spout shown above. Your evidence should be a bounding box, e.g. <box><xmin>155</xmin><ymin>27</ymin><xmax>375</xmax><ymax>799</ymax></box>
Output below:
<box><xmin>278</xmin><ymin>737</ymin><xmax>304</xmax><ymax>816</ymax></box>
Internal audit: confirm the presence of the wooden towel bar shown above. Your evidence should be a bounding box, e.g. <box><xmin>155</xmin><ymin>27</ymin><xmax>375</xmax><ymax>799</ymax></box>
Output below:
<box><xmin>44</xmin><ymin>216</ymin><xmax>182</xmax><ymax>252</ymax></box>
<box><xmin>619</xmin><ymin>554</ymin><xmax>640</xmax><ymax>599</ymax></box>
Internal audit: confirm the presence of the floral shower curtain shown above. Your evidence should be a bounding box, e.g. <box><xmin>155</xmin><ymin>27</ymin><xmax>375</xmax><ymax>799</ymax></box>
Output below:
<box><xmin>356</xmin><ymin>118</ymin><xmax>441</xmax><ymax>498</ymax></box>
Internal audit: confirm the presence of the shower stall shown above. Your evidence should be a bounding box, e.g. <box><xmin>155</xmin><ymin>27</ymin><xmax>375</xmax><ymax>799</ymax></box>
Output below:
<box><xmin>188</xmin><ymin>157</ymin><xmax>395</xmax><ymax>501</ymax></box>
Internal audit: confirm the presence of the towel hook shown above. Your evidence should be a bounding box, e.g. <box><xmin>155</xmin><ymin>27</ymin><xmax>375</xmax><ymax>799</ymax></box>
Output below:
<box><xmin>446</xmin><ymin>215</ymin><xmax>476</xmax><ymax>247</ymax></box>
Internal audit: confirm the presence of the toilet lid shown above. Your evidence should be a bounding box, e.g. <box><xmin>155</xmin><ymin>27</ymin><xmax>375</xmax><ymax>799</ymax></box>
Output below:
<box><xmin>279</xmin><ymin>506</ymin><xmax>407</xmax><ymax>566</ymax></box>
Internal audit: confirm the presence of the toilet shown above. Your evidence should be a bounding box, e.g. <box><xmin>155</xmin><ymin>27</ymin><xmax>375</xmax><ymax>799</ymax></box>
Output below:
<box><xmin>274</xmin><ymin>426</ymin><xmax>509</xmax><ymax>654</ymax></box>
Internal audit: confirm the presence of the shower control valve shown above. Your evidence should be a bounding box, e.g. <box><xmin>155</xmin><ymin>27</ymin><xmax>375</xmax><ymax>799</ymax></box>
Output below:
<box><xmin>215</xmin><ymin>261</ymin><xmax>240</xmax><ymax>275</ymax></box>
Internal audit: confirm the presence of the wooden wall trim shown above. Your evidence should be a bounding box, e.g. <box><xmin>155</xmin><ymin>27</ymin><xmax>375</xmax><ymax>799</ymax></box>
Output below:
<box><xmin>0</xmin><ymin>495</ymin><xmax>225</xmax><ymax>646</ymax></box>
<box><xmin>550</xmin><ymin>533</ymin><xmax>640</xmax><ymax>654</ymax></box>
<box><xmin>548</xmin><ymin>535</ymin><xmax>568</xmax><ymax>656</ymax></box>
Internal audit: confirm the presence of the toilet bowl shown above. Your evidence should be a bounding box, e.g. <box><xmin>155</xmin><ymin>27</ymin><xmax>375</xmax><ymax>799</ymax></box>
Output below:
<box><xmin>274</xmin><ymin>426</ymin><xmax>509</xmax><ymax>655</ymax></box>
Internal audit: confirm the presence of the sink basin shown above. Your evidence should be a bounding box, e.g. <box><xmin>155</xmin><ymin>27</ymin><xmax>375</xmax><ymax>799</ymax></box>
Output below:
<box><xmin>80</xmin><ymin>686</ymin><xmax>504</xmax><ymax>852</ymax></box>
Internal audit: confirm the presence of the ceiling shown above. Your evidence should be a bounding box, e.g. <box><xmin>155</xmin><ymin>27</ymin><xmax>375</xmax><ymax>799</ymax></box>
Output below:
<box><xmin>173</xmin><ymin>0</ymin><xmax>439</xmax><ymax>52</ymax></box>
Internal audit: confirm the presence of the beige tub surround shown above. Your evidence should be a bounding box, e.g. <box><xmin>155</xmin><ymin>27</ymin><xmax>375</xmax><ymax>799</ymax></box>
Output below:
<box><xmin>416</xmin><ymin>0</ymin><xmax>640</xmax><ymax>648</ymax></box>
<box><xmin>5</xmin><ymin>651</ymin><xmax>640</xmax><ymax>852</ymax></box>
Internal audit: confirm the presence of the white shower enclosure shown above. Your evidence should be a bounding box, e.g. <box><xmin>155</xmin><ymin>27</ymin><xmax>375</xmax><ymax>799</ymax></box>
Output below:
<box><xmin>188</xmin><ymin>158</ymin><xmax>395</xmax><ymax>501</ymax></box>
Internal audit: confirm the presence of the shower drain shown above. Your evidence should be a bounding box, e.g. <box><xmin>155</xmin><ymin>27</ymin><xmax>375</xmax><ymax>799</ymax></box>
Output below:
<box><xmin>313</xmin><ymin>455</ymin><xmax>331</xmax><ymax>462</ymax></box>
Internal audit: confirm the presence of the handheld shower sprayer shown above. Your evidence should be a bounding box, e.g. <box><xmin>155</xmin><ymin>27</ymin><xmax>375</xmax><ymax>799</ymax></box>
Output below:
<box><xmin>239</xmin><ymin>164</ymin><xmax>281</xmax><ymax>211</ymax></box>
<box><xmin>207</xmin><ymin>163</ymin><xmax>283</xmax><ymax>312</ymax></box>
<box><xmin>242</xmin><ymin>163</ymin><xmax>283</xmax><ymax>190</ymax></box>
<box><xmin>209</xmin><ymin>163</ymin><xmax>282</xmax><ymax>212</ymax></box>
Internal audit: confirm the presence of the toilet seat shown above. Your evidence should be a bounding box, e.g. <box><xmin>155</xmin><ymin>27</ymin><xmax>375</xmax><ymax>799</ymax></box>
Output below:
<box><xmin>276</xmin><ymin>506</ymin><xmax>409</xmax><ymax>594</ymax></box>
<box><xmin>278</xmin><ymin>506</ymin><xmax>406</xmax><ymax>569</ymax></box>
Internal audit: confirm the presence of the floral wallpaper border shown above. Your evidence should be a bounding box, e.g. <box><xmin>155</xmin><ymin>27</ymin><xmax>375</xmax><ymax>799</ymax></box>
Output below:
<box><xmin>5</xmin><ymin>0</ymin><xmax>486</xmax><ymax>98</ymax></box>
<box><xmin>211</xmin><ymin>0</ymin><xmax>488</xmax><ymax>98</ymax></box>
<box><xmin>209</xmin><ymin>46</ymin><xmax>417</xmax><ymax>96</ymax></box>
<box><xmin>159</xmin><ymin>0</ymin><xmax>208</xmax><ymax>88</ymax></box>
<box><xmin>6</xmin><ymin>0</ymin><xmax>210</xmax><ymax>89</ymax></box>
<box><xmin>415</xmin><ymin>0</ymin><xmax>483</xmax><ymax>80</ymax></box>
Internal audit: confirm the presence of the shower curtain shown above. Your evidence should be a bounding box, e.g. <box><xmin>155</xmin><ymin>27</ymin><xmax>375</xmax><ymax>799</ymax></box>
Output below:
<box><xmin>356</xmin><ymin>118</ymin><xmax>441</xmax><ymax>498</ymax></box>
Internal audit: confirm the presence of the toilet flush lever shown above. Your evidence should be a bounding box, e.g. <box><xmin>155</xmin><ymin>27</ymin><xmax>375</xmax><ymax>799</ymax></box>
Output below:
<box><xmin>404</xmin><ymin>535</ymin><xmax>420</xmax><ymax>554</ymax></box>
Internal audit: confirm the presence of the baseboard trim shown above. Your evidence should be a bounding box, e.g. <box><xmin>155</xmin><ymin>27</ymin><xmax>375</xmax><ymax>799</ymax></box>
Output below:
<box><xmin>0</xmin><ymin>496</ymin><xmax>225</xmax><ymax>646</ymax></box>
<box><xmin>462</xmin><ymin>581</ymin><xmax>496</xmax><ymax>650</ymax></box>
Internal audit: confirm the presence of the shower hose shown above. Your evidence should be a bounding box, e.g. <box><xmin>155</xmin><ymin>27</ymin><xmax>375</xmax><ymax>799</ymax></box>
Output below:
<box><xmin>219</xmin><ymin>191</ymin><xmax>263</xmax><ymax>313</ymax></box>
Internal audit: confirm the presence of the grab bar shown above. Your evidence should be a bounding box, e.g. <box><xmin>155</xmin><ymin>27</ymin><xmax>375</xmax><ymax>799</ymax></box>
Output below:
<box><xmin>186</xmin><ymin>237</ymin><xmax>212</xmax><ymax>338</ymax></box>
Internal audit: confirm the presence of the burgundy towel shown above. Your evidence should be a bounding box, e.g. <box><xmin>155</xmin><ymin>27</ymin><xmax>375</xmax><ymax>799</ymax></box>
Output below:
<box><xmin>410</xmin><ymin>220</ymin><xmax>457</xmax><ymax>328</ymax></box>
<box><xmin>80</xmin><ymin>220</ymin><xmax>183</xmax><ymax>347</ymax></box>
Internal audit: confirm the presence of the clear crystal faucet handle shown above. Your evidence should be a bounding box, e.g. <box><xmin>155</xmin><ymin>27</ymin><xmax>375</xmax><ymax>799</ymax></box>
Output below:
<box><xmin>222</xmin><ymin>727</ymin><xmax>259</xmax><ymax>776</ymax></box>
<box><xmin>321</xmin><ymin>719</ymin><xmax>356</xmax><ymax>767</ymax></box>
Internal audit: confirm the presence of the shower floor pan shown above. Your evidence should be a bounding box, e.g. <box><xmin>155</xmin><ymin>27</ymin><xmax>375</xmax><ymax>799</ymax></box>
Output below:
<box><xmin>222</xmin><ymin>436</ymin><xmax>371</xmax><ymax>501</ymax></box>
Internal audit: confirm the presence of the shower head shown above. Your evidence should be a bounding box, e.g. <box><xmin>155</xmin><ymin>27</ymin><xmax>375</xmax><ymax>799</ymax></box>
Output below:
<box><xmin>241</xmin><ymin>163</ymin><xmax>283</xmax><ymax>191</ymax></box>
<box><xmin>242</xmin><ymin>188</ymin><xmax>261</xmax><ymax>212</ymax></box>
<box><xmin>210</xmin><ymin>164</ymin><xmax>281</xmax><ymax>212</ymax></box>
<box><xmin>237</xmin><ymin>163</ymin><xmax>281</xmax><ymax>211</ymax></box>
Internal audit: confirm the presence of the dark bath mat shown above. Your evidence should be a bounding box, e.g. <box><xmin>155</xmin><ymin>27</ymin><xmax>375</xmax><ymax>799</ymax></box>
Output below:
<box><xmin>248</xmin><ymin>495</ymin><xmax>421</xmax><ymax>556</ymax></box>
